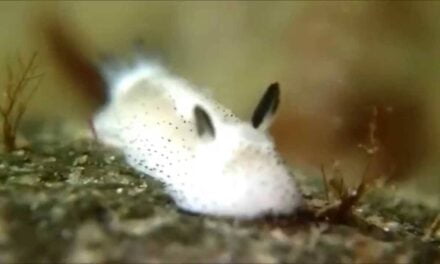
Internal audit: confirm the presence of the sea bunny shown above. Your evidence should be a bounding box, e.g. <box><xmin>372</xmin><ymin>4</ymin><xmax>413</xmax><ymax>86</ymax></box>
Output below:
<box><xmin>43</xmin><ymin>20</ymin><xmax>301</xmax><ymax>218</ymax></box>
<box><xmin>92</xmin><ymin>58</ymin><xmax>302</xmax><ymax>218</ymax></box>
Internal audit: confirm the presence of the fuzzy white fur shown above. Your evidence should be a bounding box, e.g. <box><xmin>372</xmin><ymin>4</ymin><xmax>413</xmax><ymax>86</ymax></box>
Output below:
<box><xmin>93</xmin><ymin>61</ymin><xmax>302</xmax><ymax>219</ymax></box>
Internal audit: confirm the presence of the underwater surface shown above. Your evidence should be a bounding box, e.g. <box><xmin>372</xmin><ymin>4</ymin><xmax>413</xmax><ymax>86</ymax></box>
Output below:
<box><xmin>0</xmin><ymin>128</ymin><xmax>437</xmax><ymax>262</ymax></box>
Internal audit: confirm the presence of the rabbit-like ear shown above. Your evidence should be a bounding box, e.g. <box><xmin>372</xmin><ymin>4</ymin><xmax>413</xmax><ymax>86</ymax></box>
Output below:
<box><xmin>194</xmin><ymin>105</ymin><xmax>216</xmax><ymax>140</ymax></box>
<box><xmin>251</xmin><ymin>82</ymin><xmax>280</xmax><ymax>130</ymax></box>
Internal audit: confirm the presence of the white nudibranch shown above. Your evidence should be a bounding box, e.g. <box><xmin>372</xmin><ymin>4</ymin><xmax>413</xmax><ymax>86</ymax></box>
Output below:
<box><xmin>92</xmin><ymin>59</ymin><xmax>302</xmax><ymax>219</ymax></box>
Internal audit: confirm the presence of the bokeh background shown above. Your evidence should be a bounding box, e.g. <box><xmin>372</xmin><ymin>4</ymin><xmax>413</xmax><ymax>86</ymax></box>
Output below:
<box><xmin>0</xmin><ymin>2</ymin><xmax>439</xmax><ymax>203</ymax></box>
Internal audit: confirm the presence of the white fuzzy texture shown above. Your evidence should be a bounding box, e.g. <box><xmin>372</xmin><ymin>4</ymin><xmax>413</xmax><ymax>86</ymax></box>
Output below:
<box><xmin>93</xmin><ymin>61</ymin><xmax>302</xmax><ymax>219</ymax></box>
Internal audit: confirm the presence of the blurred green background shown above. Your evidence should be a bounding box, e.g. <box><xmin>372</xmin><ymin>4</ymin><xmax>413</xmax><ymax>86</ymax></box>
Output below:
<box><xmin>0</xmin><ymin>2</ymin><xmax>439</xmax><ymax>203</ymax></box>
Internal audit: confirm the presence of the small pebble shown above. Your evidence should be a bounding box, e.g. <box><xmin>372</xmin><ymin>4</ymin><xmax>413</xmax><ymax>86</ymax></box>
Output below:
<box><xmin>12</xmin><ymin>149</ymin><xmax>25</xmax><ymax>156</ymax></box>
<box><xmin>73</xmin><ymin>155</ymin><xmax>88</xmax><ymax>166</ymax></box>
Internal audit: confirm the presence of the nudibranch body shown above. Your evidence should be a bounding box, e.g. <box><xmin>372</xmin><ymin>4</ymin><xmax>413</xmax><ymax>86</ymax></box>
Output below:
<box><xmin>93</xmin><ymin>60</ymin><xmax>302</xmax><ymax>219</ymax></box>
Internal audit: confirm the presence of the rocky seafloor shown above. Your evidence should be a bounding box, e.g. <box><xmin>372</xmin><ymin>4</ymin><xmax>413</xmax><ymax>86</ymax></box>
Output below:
<box><xmin>0</xmin><ymin>133</ymin><xmax>438</xmax><ymax>263</ymax></box>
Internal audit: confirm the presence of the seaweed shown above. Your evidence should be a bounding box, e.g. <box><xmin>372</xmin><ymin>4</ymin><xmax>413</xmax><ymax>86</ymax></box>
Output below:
<box><xmin>0</xmin><ymin>52</ymin><xmax>43</xmax><ymax>152</ymax></box>
<box><xmin>315</xmin><ymin>106</ymin><xmax>384</xmax><ymax>224</ymax></box>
